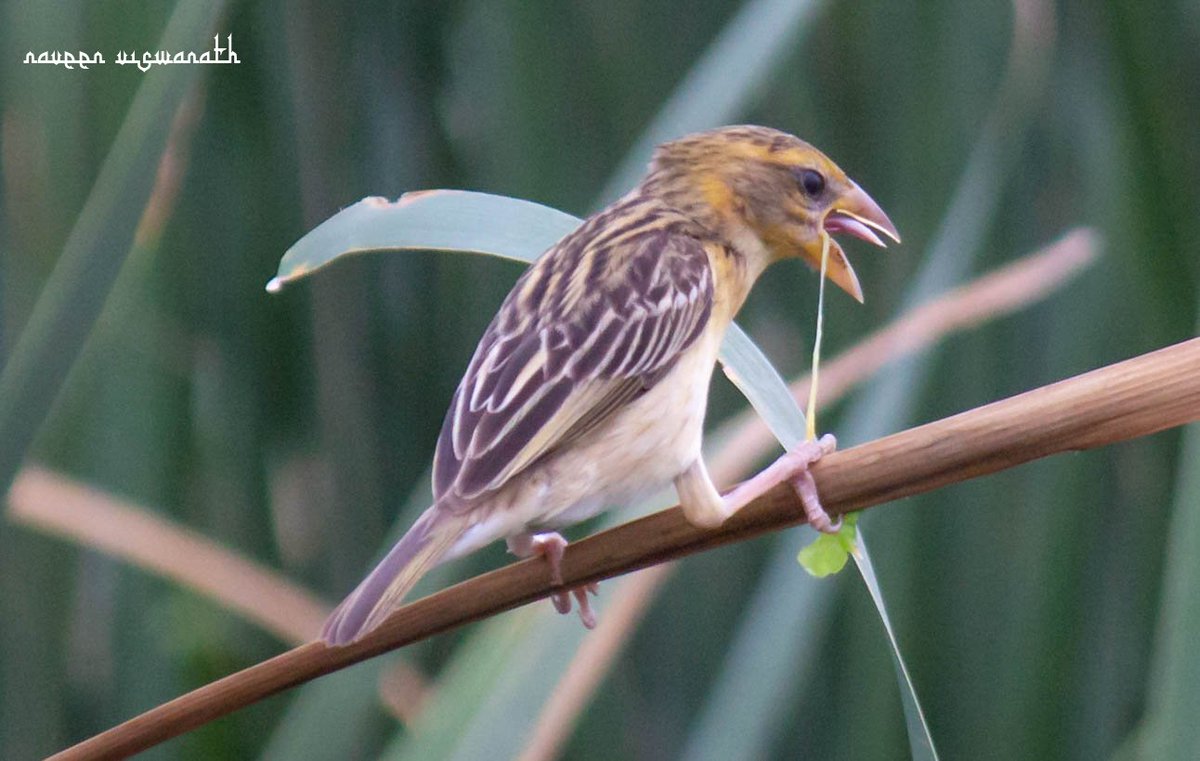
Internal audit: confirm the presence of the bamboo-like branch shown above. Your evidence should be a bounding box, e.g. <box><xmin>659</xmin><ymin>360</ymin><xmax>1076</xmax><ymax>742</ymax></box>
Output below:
<box><xmin>50</xmin><ymin>337</ymin><xmax>1200</xmax><ymax>761</ymax></box>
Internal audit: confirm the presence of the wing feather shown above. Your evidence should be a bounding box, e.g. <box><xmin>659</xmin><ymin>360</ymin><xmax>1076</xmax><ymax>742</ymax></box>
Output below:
<box><xmin>432</xmin><ymin>217</ymin><xmax>715</xmax><ymax>509</ymax></box>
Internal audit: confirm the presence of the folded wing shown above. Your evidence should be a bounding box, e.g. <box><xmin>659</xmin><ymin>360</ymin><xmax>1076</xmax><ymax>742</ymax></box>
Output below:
<box><xmin>434</xmin><ymin>225</ymin><xmax>716</xmax><ymax>508</ymax></box>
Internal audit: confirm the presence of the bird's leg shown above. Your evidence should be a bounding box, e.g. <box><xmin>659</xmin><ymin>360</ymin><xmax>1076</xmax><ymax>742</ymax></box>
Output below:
<box><xmin>729</xmin><ymin>434</ymin><xmax>840</xmax><ymax>532</ymax></box>
<box><xmin>506</xmin><ymin>532</ymin><xmax>599</xmax><ymax>628</ymax></box>
<box><xmin>675</xmin><ymin>433</ymin><xmax>841</xmax><ymax>533</ymax></box>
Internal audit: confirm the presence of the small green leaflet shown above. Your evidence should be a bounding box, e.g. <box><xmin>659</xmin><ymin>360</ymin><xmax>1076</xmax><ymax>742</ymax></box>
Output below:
<box><xmin>797</xmin><ymin>512</ymin><xmax>859</xmax><ymax>576</ymax></box>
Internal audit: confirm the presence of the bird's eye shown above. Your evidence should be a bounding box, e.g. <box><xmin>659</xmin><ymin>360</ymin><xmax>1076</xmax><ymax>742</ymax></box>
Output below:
<box><xmin>796</xmin><ymin>168</ymin><xmax>825</xmax><ymax>197</ymax></box>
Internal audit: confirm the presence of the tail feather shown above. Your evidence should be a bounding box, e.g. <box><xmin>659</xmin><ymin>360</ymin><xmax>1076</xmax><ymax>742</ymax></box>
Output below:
<box><xmin>321</xmin><ymin>507</ymin><xmax>464</xmax><ymax>645</ymax></box>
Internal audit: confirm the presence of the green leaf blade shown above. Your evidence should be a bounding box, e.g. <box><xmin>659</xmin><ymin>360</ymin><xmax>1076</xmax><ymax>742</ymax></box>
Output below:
<box><xmin>268</xmin><ymin>191</ymin><xmax>582</xmax><ymax>292</ymax></box>
<box><xmin>852</xmin><ymin>530</ymin><xmax>939</xmax><ymax>761</ymax></box>
<box><xmin>718</xmin><ymin>323</ymin><xmax>807</xmax><ymax>449</ymax></box>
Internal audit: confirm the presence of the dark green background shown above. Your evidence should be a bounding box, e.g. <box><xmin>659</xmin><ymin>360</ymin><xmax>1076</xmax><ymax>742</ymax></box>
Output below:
<box><xmin>1</xmin><ymin>0</ymin><xmax>1197</xmax><ymax>759</ymax></box>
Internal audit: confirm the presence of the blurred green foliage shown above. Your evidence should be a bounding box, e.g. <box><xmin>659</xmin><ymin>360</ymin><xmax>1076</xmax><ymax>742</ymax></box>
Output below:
<box><xmin>1</xmin><ymin>1</ymin><xmax>1197</xmax><ymax>759</ymax></box>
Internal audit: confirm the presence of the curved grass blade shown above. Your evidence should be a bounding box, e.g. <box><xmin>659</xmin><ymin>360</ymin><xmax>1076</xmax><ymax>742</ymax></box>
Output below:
<box><xmin>851</xmin><ymin>533</ymin><xmax>939</xmax><ymax>760</ymax></box>
<box><xmin>719</xmin><ymin>324</ymin><xmax>807</xmax><ymax>449</ymax></box>
<box><xmin>268</xmin><ymin>191</ymin><xmax>580</xmax><ymax>291</ymax></box>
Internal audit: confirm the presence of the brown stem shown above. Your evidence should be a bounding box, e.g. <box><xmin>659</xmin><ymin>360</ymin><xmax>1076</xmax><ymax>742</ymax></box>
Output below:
<box><xmin>8</xmin><ymin>468</ymin><xmax>330</xmax><ymax>646</ymax></box>
<box><xmin>49</xmin><ymin>337</ymin><xmax>1200</xmax><ymax>760</ymax></box>
<box><xmin>8</xmin><ymin>468</ymin><xmax>433</xmax><ymax>723</ymax></box>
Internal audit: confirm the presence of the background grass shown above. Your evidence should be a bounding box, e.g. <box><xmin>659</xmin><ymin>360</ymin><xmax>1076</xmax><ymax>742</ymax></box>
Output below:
<box><xmin>1</xmin><ymin>0</ymin><xmax>1198</xmax><ymax>759</ymax></box>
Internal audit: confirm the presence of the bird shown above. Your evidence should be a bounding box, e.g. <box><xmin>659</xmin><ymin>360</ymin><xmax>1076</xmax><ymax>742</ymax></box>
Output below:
<box><xmin>321</xmin><ymin>125</ymin><xmax>899</xmax><ymax>645</ymax></box>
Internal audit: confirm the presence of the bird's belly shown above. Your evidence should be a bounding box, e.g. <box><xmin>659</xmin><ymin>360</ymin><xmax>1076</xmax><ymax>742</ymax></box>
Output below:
<box><xmin>518</xmin><ymin>337</ymin><xmax>718</xmax><ymax>529</ymax></box>
<box><xmin>446</xmin><ymin>335</ymin><xmax>720</xmax><ymax>561</ymax></box>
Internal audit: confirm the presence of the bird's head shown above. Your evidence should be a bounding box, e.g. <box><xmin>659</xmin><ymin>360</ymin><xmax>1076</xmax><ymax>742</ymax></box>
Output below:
<box><xmin>648</xmin><ymin>126</ymin><xmax>900</xmax><ymax>302</ymax></box>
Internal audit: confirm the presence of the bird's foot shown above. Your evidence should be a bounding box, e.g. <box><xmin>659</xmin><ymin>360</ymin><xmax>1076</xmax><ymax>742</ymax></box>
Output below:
<box><xmin>715</xmin><ymin>433</ymin><xmax>840</xmax><ymax>533</ymax></box>
<box><xmin>507</xmin><ymin>531</ymin><xmax>599</xmax><ymax>629</ymax></box>
<box><xmin>782</xmin><ymin>434</ymin><xmax>840</xmax><ymax>533</ymax></box>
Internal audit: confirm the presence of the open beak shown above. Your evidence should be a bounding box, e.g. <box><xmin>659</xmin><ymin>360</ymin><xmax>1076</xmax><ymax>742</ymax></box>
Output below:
<box><xmin>810</xmin><ymin>182</ymin><xmax>900</xmax><ymax>303</ymax></box>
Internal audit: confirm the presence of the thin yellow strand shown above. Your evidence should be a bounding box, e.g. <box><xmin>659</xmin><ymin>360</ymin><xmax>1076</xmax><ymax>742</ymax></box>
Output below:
<box><xmin>805</xmin><ymin>231</ymin><xmax>830</xmax><ymax>442</ymax></box>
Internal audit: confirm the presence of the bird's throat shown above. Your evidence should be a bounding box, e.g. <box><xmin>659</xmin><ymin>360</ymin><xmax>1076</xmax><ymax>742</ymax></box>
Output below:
<box><xmin>706</xmin><ymin>228</ymin><xmax>770</xmax><ymax>323</ymax></box>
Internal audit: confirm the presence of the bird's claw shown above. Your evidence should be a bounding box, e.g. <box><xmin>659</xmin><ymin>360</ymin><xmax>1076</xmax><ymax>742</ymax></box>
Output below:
<box><xmin>510</xmin><ymin>531</ymin><xmax>600</xmax><ymax>628</ymax></box>
<box><xmin>786</xmin><ymin>434</ymin><xmax>841</xmax><ymax>534</ymax></box>
<box><xmin>552</xmin><ymin>583</ymin><xmax>599</xmax><ymax>628</ymax></box>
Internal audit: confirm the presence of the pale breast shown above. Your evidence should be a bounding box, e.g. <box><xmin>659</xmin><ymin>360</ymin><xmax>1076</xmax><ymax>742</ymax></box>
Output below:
<box><xmin>508</xmin><ymin>326</ymin><xmax>722</xmax><ymax>531</ymax></box>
